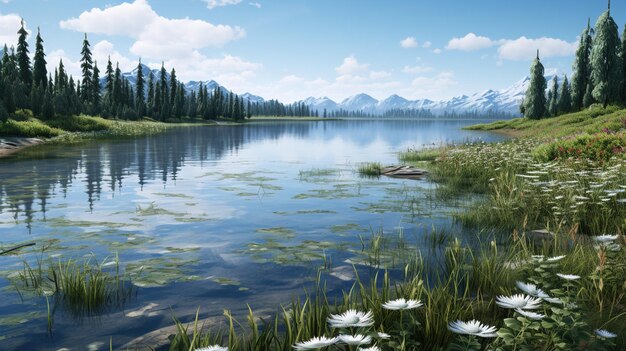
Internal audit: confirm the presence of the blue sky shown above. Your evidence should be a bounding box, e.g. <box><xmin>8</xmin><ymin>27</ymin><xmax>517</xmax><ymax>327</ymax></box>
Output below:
<box><xmin>0</xmin><ymin>0</ymin><xmax>623</xmax><ymax>102</ymax></box>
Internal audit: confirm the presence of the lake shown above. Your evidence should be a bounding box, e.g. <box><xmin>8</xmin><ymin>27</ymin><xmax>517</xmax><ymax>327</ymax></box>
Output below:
<box><xmin>0</xmin><ymin>119</ymin><xmax>506</xmax><ymax>350</ymax></box>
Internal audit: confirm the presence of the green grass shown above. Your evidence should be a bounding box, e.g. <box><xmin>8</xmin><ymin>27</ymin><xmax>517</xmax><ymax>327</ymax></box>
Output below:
<box><xmin>357</xmin><ymin>162</ymin><xmax>383</xmax><ymax>177</ymax></box>
<box><xmin>0</xmin><ymin>119</ymin><xmax>63</xmax><ymax>137</ymax></box>
<box><xmin>164</xmin><ymin>229</ymin><xmax>626</xmax><ymax>350</ymax></box>
<box><xmin>465</xmin><ymin>104</ymin><xmax>625</xmax><ymax>138</ymax></box>
<box><xmin>398</xmin><ymin>147</ymin><xmax>442</xmax><ymax>163</ymax></box>
<box><xmin>12</xmin><ymin>255</ymin><xmax>133</xmax><ymax>318</ymax></box>
<box><xmin>0</xmin><ymin>114</ymin><xmax>197</xmax><ymax>142</ymax></box>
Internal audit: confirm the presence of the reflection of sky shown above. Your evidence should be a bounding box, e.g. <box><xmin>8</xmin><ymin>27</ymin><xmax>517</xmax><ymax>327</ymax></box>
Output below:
<box><xmin>0</xmin><ymin>120</ymin><xmax>506</xmax><ymax>350</ymax></box>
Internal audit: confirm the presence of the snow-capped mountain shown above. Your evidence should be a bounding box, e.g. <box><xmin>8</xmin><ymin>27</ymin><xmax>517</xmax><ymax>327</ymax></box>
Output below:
<box><xmin>300</xmin><ymin>73</ymin><xmax>562</xmax><ymax>116</ymax></box>
<box><xmin>340</xmin><ymin>93</ymin><xmax>378</xmax><ymax>111</ymax></box>
<box><xmin>302</xmin><ymin>97</ymin><xmax>338</xmax><ymax>112</ymax></box>
<box><xmin>240</xmin><ymin>92</ymin><xmax>265</xmax><ymax>104</ymax></box>
<box><xmin>378</xmin><ymin>94</ymin><xmax>410</xmax><ymax>110</ymax></box>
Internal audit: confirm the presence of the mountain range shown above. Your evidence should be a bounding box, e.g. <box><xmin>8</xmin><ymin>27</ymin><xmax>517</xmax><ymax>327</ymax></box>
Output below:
<box><xmin>107</xmin><ymin>64</ymin><xmax>559</xmax><ymax>117</ymax></box>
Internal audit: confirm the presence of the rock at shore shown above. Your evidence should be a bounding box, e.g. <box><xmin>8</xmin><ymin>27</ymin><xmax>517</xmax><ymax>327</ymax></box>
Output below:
<box><xmin>0</xmin><ymin>137</ymin><xmax>44</xmax><ymax>158</ymax></box>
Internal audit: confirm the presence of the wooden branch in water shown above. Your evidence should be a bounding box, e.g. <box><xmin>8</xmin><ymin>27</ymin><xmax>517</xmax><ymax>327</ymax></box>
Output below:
<box><xmin>0</xmin><ymin>242</ymin><xmax>36</xmax><ymax>255</ymax></box>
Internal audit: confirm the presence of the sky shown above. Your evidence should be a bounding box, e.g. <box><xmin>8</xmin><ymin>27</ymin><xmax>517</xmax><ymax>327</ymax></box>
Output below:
<box><xmin>0</xmin><ymin>0</ymin><xmax>623</xmax><ymax>103</ymax></box>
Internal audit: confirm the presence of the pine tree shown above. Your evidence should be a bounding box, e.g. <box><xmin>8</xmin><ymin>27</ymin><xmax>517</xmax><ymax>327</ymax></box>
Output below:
<box><xmin>135</xmin><ymin>59</ymin><xmax>145</xmax><ymax>117</ymax></box>
<box><xmin>32</xmin><ymin>27</ymin><xmax>47</xmax><ymax>89</ymax></box>
<box><xmin>548</xmin><ymin>76</ymin><xmax>559</xmax><ymax>117</ymax></box>
<box><xmin>159</xmin><ymin>63</ymin><xmax>168</xmax><ymax>119</ymax></box>
<box><xmin>42</xmin><ymin>82</ymin><xmax>54</xmax><ymax>119</ymax></box>
<box><xmin>113</xmin><ymin>63</ymin><xmax>122</xmax><ymax>107</ymax></box>
<box><xmin>524</xmin><ymin>51</ymin><xmax>547</xmax><ymax>119</ymax></box>
<box><xmin>105</xmin><ymin>57</ymin><xmax>114</xmax><ymax>101</ymax></box>
<box><xmin>16</xmin><ymin>19</ymin><xmax>32</xmax><ymax>90</ymax></box>
<box><xmin>590</xmin><ymin>1</ymin><xmax>623</xmax><ymax>107</ymax></box>
<box><xmin>80</xmin><ymin>33</ymin><xmax>93</xmax><ymax>104</ymax></box>
<box><xmin>557</xmin><ymin>75</ymin><xmax>572</xmax><ymax>114</ymax></box>
<box><xmin>571</xmin><ymin>19</ymin><xmax>593</xmax><ymax>111</ymax></box>
<box><xmin>146</xmin><ymin>72</ymin><xmax>155</xmax><ymax>117</ymax></box>
<box><xmin>169</xmin><ymin>68</ymin><xmax>177</xmax><ymax>105</ymax></box>
<box><xmin>233</xmin><ymin>95</ymin><xmax>241</xmax><ymax>120</ymax></box>
<box><xmin>30</xmin><ymin>83</ymin><xmax>43</xmax><ymax>116</ymax></box>
<box><xmin>91</xmin><ymin>61</ymin><xmax>100</xmax><ymax>114</ymax></box>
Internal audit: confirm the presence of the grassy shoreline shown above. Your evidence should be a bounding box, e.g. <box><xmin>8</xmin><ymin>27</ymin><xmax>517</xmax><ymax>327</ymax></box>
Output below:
<box><xmin>159</xmin><ymin>107</ymin><xmax>626</xmax><ymax>350</ymax></box>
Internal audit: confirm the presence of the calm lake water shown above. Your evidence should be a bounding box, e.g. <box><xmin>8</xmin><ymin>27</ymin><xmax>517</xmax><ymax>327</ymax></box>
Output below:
<box><xmin>0</xmin><ymin>119</ymin><xmax>506</xmax><ymax>350</ymax></box>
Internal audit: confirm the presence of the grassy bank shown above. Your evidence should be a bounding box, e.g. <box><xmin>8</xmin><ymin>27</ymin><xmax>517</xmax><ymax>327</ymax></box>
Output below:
<box><xmin>0</xmin><ymin>111</ymin><xmax>225</xmax><ymax>154</ymax></box>
<box><xmin>466</xmin><ymin>105</ymin><xmax>626</xmax><ymax>138</ymax></box>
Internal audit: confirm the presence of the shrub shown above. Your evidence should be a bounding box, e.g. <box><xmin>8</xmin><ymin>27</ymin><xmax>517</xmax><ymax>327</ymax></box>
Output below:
<box><xmin>0</xmin><ymin>119</ymin><xmax>62</xmax><ymax>137</ymax></box>
<box><xmin>534</xmin><ymin>131</ymin><xmax>626</xmax><ymax>162</ymax></box>
<box><xmin>46</xmin><ymin>115</ymin><xmax>112</xmax><ymax>132</ymax></box>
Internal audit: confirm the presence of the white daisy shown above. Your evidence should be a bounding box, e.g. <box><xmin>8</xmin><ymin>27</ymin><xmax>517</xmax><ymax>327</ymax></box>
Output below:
<box><xmin>338</xmin><ymin>334</ymin><xmax>372</xmax><ymax>346</ymax></box>
<box><xmin>595</xmin><ymin>329</ymin><xmax>617</xmax><ymax>338</ymax></box>
<box><xmin>496</xmin><ymin>294</ymin><xmax>542</xmax><ymax>310</ymax></box>
<box><xmin>376</xmin><ymin>332</ymin><xmax>390</xmax><ymax>339</ymax></box>
<box><xmin>593</xmin><ymin>235</ymin><xmax>619</xmax><ymax>243</ymax></box>
<box><xmin>448</xmin><ymin>319</ymin><xmax>498</xmax><ymax>338</ymax></box>
<box><xmin>358</xmin><ymin>346</ymin><xmax>381</xmax><ymax>351</ymax></box>
<box><xmin>195</xmin><ymin>346</ymin><xmax>228</xmax><ymax>351</ymax></box>
<box><xmin>542</xmin><ymin>296</ymin><xmax>564</xmax><ymax>305</ymax></box>
<box><xmin>328</xmin><ymin>310</ymin><xmax>374</xmax><ymax>328</ymax></box>
<box><xmin>293</xmin><ymin>336</ymin><xmax>338</xmax><ymax>350</ymax></box>
<box><xmin>515</xmin><ymin>281</ymin><xmax>547</xmax><ymax>297</ymax></box>
<box><xmin>556</xmin><ymin>273</ymin><xmax>580</xmax><ymax>281</ymax></box>
<box><xmin>382</xmin><ymin>298</ymin><xmax>423</xmax><ymax>310</ymax></box>
<box><xmin>515</xmin><ymin>308</ymin><xmax>545</xmax><ymax>320</ymax></box>
<box><xmin>546</xmin><ymin>255</ymin><xmax>566</xmax><ymax>262</ymax></box>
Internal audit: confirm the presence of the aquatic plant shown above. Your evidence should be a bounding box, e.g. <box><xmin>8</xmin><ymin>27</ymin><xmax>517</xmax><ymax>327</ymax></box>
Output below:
<box><xmin>357</xmin><ymin>162</ymin><xmax>383</xmax><ymax>177</ymax></box>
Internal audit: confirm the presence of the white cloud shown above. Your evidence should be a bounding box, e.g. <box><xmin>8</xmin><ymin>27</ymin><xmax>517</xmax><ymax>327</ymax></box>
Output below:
<box><xmin>278</xmin><ymin>74</ymin><xmax>304</xmax><ymax>84</ymax></box>
<box><xmin>59</xmin><ymin>0</ymin><xmax>157</xmax><ymax>37</ymax></box>
<box><xmin>335</xmin><ymin>56</ymin><xmax>369</xmax><ymax>75</ymax></box>
<box><xmin>156</xmin><ymin>52</ymin><xmax>262</xmax><ymax>84</ymax></box>
<box><xmin>432</xmin><ymin>48</ymin><xmax>442</xmax><ymax>54</ymax></box>
<box><xmin>93</xmin><ymin>40</ymin><xmax>136</xmax><ymax>72</ymax></box>
<box><xmin>203</xmin><ymin>0</ymin><xmax>242</xmax><ymax>9</ymax></box>
<box><xmin>46</xmin><ymin>49</ymin><xmax>82</xmax><ymax>78</ymax></box>
<box><xmin>400</xmin><ymin>37</ymin><xmax>418</xmax><ymax>49</ymax></box>
<box><xmin>130</xmin><ymin>16</ymin><xmax>245</xmax><ymax>59</ymax></box>
<box><xmin>402</xmin><ymin>65</ymin><xmax>433</xmax><ymax>74</ymax></box>
<box><xmin>498</xmin><ymin>36</ymin><xmax>577</xmax><ymax>60</ymax></box>
<box><xmin>446</xmin><ymin>33</ymin><xmax>494</xmax><ymax>51</ymax></box>
<box><xmin>0</xmin><ymin>13</ymin><xmax>26</xmax><ymax>48</ymax></box>
<box><xmin>369</xmin><ymin>70</ymin><xmax>391</xmax><ymax>80</ymax></box>
<box><xmin>60</xmin><ymin>0</ymin><xmax>245</xmax><ymax>61</ymax></box>
<box><xmin>422</xmin><ymin>41</ymin><xmax>432</xmax><ymax>49</ymax></box>
<box><xmin>249</xmin><ymin>2</ymin><xmax>262</xmax><ymax>8</ymax></box>
<box><xmin>411</xmin><ymin>71</ymin><xmax>456</xmax><ymax>87</ymax></box>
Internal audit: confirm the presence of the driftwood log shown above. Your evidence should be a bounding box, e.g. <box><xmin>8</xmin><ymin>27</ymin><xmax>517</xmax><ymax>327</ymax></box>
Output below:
<box><xmin>0</xmin><ymin>242</ymin><xmax>36</xmax><ymax>255</ymax></box>
<box><xmin>381</xmin><ymin>165</ymin><xmax>428</xmax><ymax>179</ymax></box>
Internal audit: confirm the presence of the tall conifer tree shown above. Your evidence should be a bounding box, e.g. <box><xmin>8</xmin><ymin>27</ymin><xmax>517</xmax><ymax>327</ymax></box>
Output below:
<box><xmin>571</xmin><ymin>19</ymin><xmax>593</xmax><ymax>111</ymax></box>
<box><xmin>557</xmin><ymin>75</ymin><xmax>572</xmax><ymax>114</ymax></box>
<box><xmin>16</xmin><ymin>19</ymin><xmax>32</xmax><ymax>89</ymax></box>
<box><xmin>92</xmin><ymin>61</ymin><xmax>100</xmax><ymax>113</ymax></box>
<box><xmin>590</xmin><ymin>0</ymin><xmax>623</xmax><ymax>107</ymax></box>
<box><xmin>524</xmin><ymin>51</ymin><xmax>547</xmax><ymax>119</ymax></box>
<box><xmin>32</xmin><ymin>28</ymin><xmax>47</xmax><ymax>88</ymax></box>
<box><xmin>135</xmin><ymin>59</ymin><xmax>145</xmax><ymax>116</ymax></box>
<box><xmin>80</xmin><ymin>33</ymin><xmax>93</xmax><ymax>103</ymax></box>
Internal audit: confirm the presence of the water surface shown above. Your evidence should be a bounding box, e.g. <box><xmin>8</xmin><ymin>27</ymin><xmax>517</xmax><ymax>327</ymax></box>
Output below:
<box><xmin>0</xmin><ymin>119</ymin><xmax>505</xmax><ymax>350</ymax></box>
